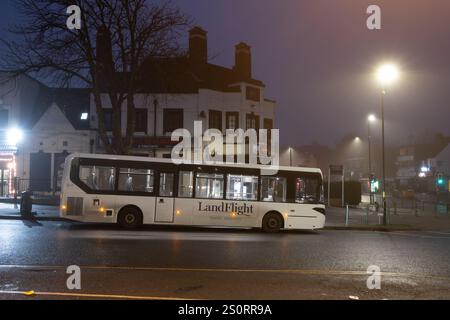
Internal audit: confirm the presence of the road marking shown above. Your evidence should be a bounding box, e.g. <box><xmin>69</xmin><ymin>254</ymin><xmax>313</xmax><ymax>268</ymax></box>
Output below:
<box><xmin>1</xmin><ymin>264</ymin><xmax>449</xmax><ymax>281</ymax></box>
<box><xmin>0</xmin><ymin>290</ymin><xmax>192</xmax><ymax>300</ymax></box>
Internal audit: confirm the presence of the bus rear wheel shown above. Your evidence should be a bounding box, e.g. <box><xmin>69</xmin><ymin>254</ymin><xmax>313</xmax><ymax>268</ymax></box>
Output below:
<box><xmin>262</xmin><ymin>212</ymin><xmax>283</xmax><ymax>233</ymax></box>
<box><xmin>118</xmin><ymin>207</ymin><xmax>143</xmax><ymax>229</ymax></box>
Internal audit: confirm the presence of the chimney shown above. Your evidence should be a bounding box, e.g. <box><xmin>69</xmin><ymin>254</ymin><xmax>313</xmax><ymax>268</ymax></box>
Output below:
<box><xmin>189</xmin><ymin>26</ymin><xmax>207</xmax><ymax>64</ymax></box>
<box><xmin>234</xmin><ymin>42</ymin><xmax>252</xmax><ymax>80</ymax></box>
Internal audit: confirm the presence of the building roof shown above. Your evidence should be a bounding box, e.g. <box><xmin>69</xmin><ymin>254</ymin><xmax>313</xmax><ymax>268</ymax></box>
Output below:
<box><xmin>132</xmin><ymin>56</ymin><xmax>265</xmax><ymax>94</ymax></box>
<box><xmin>25</xmin><ymin>85</ymin><xmax>90</xmax><ymax>130</ymax></box>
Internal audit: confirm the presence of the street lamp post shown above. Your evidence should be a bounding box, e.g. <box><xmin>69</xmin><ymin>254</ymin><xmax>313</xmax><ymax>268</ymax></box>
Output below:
<box><xmin>367</xmin><ymin>114</ymin><xmax>376</xmax><ymax>205</ymax></box>
<box><xmin>376</xmin><ymin>63</ymin><xmax>399</xmax><ymax>226</ymax></box>
<box><xmin>289</xmin><ymin>147</ymin><xmax>293</xmax><ymax>167</ymax></box>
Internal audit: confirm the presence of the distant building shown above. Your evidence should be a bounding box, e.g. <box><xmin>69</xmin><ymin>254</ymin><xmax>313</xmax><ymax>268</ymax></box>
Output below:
<box><xmin>396</xmin><ymin>140</ymin><xmax>450</xmax><ymax>192</ymax></box>
<box><xmin>0</xmin><ymin>74</ymin><xmax>91</xmax><ymax>196</ymax></box>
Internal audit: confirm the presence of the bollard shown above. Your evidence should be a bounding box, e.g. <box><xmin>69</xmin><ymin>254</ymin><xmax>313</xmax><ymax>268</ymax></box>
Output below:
<box><xmin>366</xmin><ymin>204</ymin><xmax>370</xmax><ymax>225</ymax></box>
<box><xmin>20</xmin><ymin>191</ymin><xmax>33</xmax><ymax>216</ymax></box>
<box><xmin>345</xmin><ymin>204</ymin><xmax>349</xmax><ymax>226</ymax></box>
<box><xmin>414</xmin><ymin>200</ymin><xmax>418</xmax><ymax>217</ymax></box>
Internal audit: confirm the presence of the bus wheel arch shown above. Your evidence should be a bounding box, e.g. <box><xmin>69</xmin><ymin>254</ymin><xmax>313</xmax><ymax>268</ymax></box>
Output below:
<box><xmin>117</xmin><ymin>205</ymin><xmax>143</xmax><ymax>229</ymax></box>
<box><xmin>262</xmin><ymin>211</ymin><xmax>284</xmax><ymax>233</ymax></box>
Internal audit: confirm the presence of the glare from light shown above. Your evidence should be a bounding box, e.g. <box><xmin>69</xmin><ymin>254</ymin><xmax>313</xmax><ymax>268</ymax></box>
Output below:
<box><xmin>368</xmin><ymin>114</ymin><xmax>376</xmax><ymax>122</ymax></box>
<box><xmin>420</xmin><ymin>166</ymin><xmax>429</xmax><ymax>173</ymax></box>
<box><xmin>81</xmin><ymin>113</ymin><xmax>89</xmax><ymax>120</ymax></box>
<box><xmin>376</xmin><ymin>63</ymin><xmax>399</xmax><ymax>86</ymax></box>
<box><xmin>7</xmin><ymin>128</ymin><xmax>23</xmax><ymax>146</ymax></box>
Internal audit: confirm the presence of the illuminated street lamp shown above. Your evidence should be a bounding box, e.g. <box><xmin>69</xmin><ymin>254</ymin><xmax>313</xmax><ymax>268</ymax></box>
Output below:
<box><xmin>375</xmin><ymin>63</ymin><xmax>400</xmax><ymax>225</ymax></box>
<box><xmin>7</xmin><ymin>128</ymin><xmax>23</xmax><ymax>147</ymax></box>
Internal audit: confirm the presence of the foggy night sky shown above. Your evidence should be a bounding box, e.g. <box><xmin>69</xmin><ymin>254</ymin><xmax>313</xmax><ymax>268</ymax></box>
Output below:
<box><xmin>1</xmin><ymin>0</ymin><xmax>449</xmax><ymax>147</ymax></box>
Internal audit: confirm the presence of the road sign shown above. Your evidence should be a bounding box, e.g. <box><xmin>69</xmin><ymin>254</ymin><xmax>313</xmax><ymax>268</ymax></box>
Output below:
<box><xmin>330</xmin><ymin>165</ymin><xmax>344</xmax><ymax>175</ymax></box>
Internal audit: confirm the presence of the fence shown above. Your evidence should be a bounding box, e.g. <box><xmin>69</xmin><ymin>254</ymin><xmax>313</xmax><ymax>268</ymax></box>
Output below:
<box><xmin>0</xmin><ymin>178</ymin><xmax>59</xmax><ymax>199</ymax></box>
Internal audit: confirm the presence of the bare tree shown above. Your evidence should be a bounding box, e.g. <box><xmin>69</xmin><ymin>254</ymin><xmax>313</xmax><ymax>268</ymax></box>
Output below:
<box><xmin>1</xmin><ymin>0</ymin><xmax>190</xmax><ymax>154</ymax></box>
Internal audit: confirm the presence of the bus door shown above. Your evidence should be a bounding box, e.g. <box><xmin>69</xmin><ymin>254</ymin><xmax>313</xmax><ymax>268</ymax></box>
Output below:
<box><xmin>155</xmin><ymin>172</ymin><xmax>175</xmax><ymax>223</ymax></box>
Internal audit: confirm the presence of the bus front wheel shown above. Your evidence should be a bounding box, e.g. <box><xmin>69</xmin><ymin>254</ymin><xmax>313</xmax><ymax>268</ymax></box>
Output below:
<box><xmin>262</xmin><ymin>212</ymin><xmax>283</xmax><ymax>233</ymax></box>
<box><xmin>118</xmin><ymin>206</ymin><xmax>143</xmax><ymax>229</ymax></box>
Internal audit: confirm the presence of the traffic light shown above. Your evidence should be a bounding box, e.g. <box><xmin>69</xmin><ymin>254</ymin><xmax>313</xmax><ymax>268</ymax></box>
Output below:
<box><xmin>370</xmin><ymin>174</ymin><xmax>378</xmax><ymax>193</ymax></box>
<box><xmin>437</xmin><ymin>173</ymin><xmax>445</xmax><ymax>186</ymax></box>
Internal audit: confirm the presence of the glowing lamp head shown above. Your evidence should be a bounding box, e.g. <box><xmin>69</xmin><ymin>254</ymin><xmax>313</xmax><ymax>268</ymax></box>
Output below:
<box><xmin>368</xmin><ymin>114</ymin><xmax>376</xmax><ymax>122</ymax></box>
<box><xmin>376</xmin><ymin>63</ymin><xmax>399</xmax><ymax>86</ymax></box>
<box><xmin>7</xmin><ymin>128</ymin><xmax>23</xmax><ymax>146</ymax></box>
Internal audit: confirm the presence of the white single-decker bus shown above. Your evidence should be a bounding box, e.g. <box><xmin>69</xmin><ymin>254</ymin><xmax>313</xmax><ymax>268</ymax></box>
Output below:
<box><xmin>60</xmin><ymin>153</ymin><xmax>326</xmax><ymax>232</ymax></box>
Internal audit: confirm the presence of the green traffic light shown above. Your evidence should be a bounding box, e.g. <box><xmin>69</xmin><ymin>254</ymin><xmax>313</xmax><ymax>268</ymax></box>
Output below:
<box><xmin>437</xmin><ymin>179</ymin><xmax>444</xmax><ymax>185</ymax></box>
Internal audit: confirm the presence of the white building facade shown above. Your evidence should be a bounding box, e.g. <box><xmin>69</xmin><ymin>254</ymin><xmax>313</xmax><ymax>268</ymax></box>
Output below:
<box><xmin>0</xmin><ymin>74</ymin><xmax>92</xmax><ymax>196</ymax></box>
<box><xmin>90</xmin><ymin>27</ymin><xmax>277</xmax><ymax>158</ymax></box>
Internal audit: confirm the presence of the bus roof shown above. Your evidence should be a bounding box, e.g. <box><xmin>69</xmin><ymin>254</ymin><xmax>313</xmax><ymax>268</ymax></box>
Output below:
<box><xmin>67</xmin><ymin>153</ymin><xmax>323</xmax><ymax>175</ymax></box>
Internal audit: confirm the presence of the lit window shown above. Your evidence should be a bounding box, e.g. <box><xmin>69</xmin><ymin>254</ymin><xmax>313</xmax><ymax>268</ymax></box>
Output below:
<box><xmin>195</xmin><ymin>173</ymin><xmax>224</xmax><ymax>199</ymax></box>
<box><xmin>80</xmin><ymin>113</ymin><xmax>89</xmax><ymax>120</ymax></box>
<box><xmin>178</xmin><ymin>171</ymin><xmax>194</xmax><ymax>198</ymax></box>
<box><xmin>261</xmin><ymin>177</ymin><xmax>287</xmax><ymax>203</ymax></box>
<box><xmin>226</xmin><ymin>174</ymin><xmax>258</xmax><ymax>200</ymax></box>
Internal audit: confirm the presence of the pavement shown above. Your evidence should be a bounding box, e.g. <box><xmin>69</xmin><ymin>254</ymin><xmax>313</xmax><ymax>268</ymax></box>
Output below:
<box><xmin>0</xmin><ymin>203</ymin><xmax>61</xmax><ymax>221</ymax></box>
<box><xmin>2</xmin><ymin>202</ymin><xmax>450</xmax><ymax>231</ymax></box>
<box><xmin>325</xmin><ymin>205</ymin><xmax>450</xmax><ymax>231</ymax></box>
<box><xmin>0</xmin><ymin>219</ymin><xmax>449</xmax><ymax>300</ymax></box>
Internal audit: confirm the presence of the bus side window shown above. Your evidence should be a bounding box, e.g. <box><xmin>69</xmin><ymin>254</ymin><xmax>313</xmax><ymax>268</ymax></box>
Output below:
<box><xmin>261</xmin><ymin>177</ymin><xmax>287</xmax><ymax>203</ymax></box>
<box><xmin>159</xmin><ymin>173</ymin><xmax>174</xmax><ymax>197</ymax></box>
<box><xmin>178</xmin><ymin>171</ymin><xmax>194</xmax><ymax>198</ymax></box>
<box><xmin>226</xmin><ymin>174</ymin><xmax>258</xmax><ymax>200</ymax></box>
<box><xmin>80</xmin><ymin>165</ymin><xmax>114</xmax><ymax>191</ymax></box>
<box><xmin>118</xmin><ymin>168</ymin><xmax>154</xmax><ymax>193</ymax></box>
<box><xmin>195</xmin><ymin>173</ymin><xmax>224</xmax><ymax>199</ymax></box>
<box><xmin>295</xmin><ymin>177</ymin><xmax>320</xmax><ymax>204</ymax></box>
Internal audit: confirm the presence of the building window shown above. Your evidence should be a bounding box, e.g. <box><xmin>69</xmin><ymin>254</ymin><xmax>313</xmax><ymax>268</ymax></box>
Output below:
<box><xmin>209</xmin><ymin>110</ymin><xmax>222</xmax><ymax>131</ymax></box>
<box><xmin>135</xmin><ymin>108</ymin><xmax>148</xmax><ymax>133</ymax></box>
<box><xmin>246</xmin><ymin>113</ymin><xmax>260</xmax><ymax>130</ymax></box>
<box><xmin>226</xmin><ymin>174</ymin><xmax>258</xmax><ymax>200</ymax></box>
<box><xmin>0</xmin><ymin>109</ymin><xmax>9</xmax><ymax>127</ymax></box>
<box><xmin>195</xmin><ymin>173</ymin><xmax>224</xmax><ymax>199</ymax></box>
<box><xmin>163</xmin><ymin>109</ymin><xmax>184</xmax><ymax>134</ymax></box>
<box><xmin>63</xmin><ymin>141</ymin><xmax>68</xmax><ymax>147</ymax></box>
<box><xmin>118</xmin><ymin>168</ymin><xmax>154</xmax><ymax>193</ymax></box>
<box><xmin>261</xmin><ymin>177</ymin><xmax>287</xmax><ymax>203</ymax></box>
<box><xmin>102</xmin><ymin>109</ymin><xmax>113</xmax><ymax>132</ymax></box>
<box><xmin>178</xmin><ymin>171</ymin><xmax>194</xmax><ymax>198</ymax></box>
<box><xmin>246</xmin><ymin>86</ymin><xmax>261</xmax><ymax>102</ymax></box>
<box><xmin>263</xmin><ymin>118</ymin><xmax>273</xmax><ymax>130</ymax></box>
<box><xmin>226</xmin><ymin>112</ymin><xmax>239</xmax><ymax>130</ymax></box>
